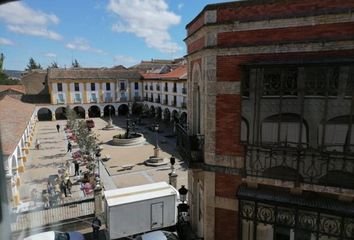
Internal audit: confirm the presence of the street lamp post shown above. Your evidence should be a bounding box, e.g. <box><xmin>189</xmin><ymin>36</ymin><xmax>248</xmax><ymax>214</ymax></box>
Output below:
<box><xmin>94</xmin><ymin>151</ymin><xmax>103</xmax><ymax>219</ymax></box>
<box><xmin>154</xmin><ymin>123</ymin><xmax>160</xmax><ymax>158</ymax></box>
<box><xmin>169</xmin><ymin>156</ymin><xmax>177</xmax><ymax>188</ymax></box>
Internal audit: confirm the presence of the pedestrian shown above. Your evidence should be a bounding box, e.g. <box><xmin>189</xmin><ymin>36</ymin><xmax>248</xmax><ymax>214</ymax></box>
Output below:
<box><xmin>60</xmin><ymin>180</ymin><xmax>67</xmax><ymax>197</ymax></box>
<box><xmin>42</xmin><ymin>190</ymin><xmax>50</xmax><ymax>208</ymax></box>
<box><xmin>56</xmin><ymin>124</ymin><xmax>60</xmax><ymax>133</ymax></box>
<box><xmin>67</xmin><ymin>142</ymin><xmax>72</xmax><ymax>153</ymax></box>
<box><xmin>66</xmin><ymin>179</ymin><xmax>72</xmax><ymax>196</ymax></box>
<box><xmin>92</xmin><ymin>217</ymin><xmax>101</xmax><ymax>240</ymax></box>
<box><xmin>31</xmin><ymin>188</ymin><xmax>38</xmax><ymax>207</ymax></box>
<box><xmin>74</xmin><ymin>161</ymin><xmax>80</xmax><ymax>176</ymax></box>
<box><xmin>35</xmin><ymin>139</ymin><xmax>40</xmax><ymax>150</ymax></box>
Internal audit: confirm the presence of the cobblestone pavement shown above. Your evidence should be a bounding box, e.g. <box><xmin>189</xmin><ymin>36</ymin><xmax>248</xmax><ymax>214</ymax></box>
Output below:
<box><xmin>18</xmin><ymin>116</ymin><xmax>188</xmax><ymax>211</ymax></box>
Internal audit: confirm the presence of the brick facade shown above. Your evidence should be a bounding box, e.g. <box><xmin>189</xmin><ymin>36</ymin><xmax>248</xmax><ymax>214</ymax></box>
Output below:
<box><xmin>185</xmin><ymin>1</ymin><xmax>354</xmax><ymax>240</ymax></box>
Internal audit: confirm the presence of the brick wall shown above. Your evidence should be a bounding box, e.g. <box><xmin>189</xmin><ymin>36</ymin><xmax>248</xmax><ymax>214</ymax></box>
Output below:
<box><xmin>215</xmin><ymin>173</ymin><xmax>242</xmax><ymax>198</ymax></box>
<box><xmin>217</xmin><ymin>0</ymin><xmax>354</xmax><ymax>23</ymax></box>
<box><xmin>215</xmin><ymin>94</ymin><xmax>244</xmax><ymax>156</ymax></box>
<box><xmin>187</xmin><ymin>13</ymin><xmax>204</xmax><ymax>36</ymax></box>
<box><xmin>218</xmin><ymin>22</ymin><xmax>354</xmax><ymax>48</ymax></box>
<box><xmin>215</xmin><ymin>208</ymin><xmax>238</xmax><ymax>240</ymax></box>
<box><xmin>187</xmin><ymin>37</ymin><xmax>205</xmax><ymax>54</ymax></box>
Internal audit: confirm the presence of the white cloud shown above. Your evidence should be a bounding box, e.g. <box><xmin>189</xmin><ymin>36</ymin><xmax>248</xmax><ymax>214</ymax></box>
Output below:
<box><xmin>66</xmin><ymin>38</ymin><xmax>105</xmax><ymax>54</ymax></box>
<box><xmin>108</xmin><ymin>0</ymin><xmax>182</xmax><ymax>54</ymax></box>
<box><xmin>0</xmin><ymin>2</ymin><xmax>61</xmax><ymax>40</ymax></box>
<box><xmin>114</xmin><ymin>55</ymin><xmax>137</xmax><ymax>66</ymax></box>
<box><xmin>0</xmin><ymin>37</ymin><xmax>14</xmax><ymax>45</ymax></box>
<box><xmin>44</xmin><ymin>52</ymin><xmax>57</xmax><ymax>58</ymax></box>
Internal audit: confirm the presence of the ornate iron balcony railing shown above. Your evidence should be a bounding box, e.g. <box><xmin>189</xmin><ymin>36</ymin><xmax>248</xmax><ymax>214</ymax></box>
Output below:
<box><xmin>244</xmin><ymin>144</ymin><xmax>354</xmax><ymax>189</ymax></box>
<box><xmin>176</xmin><ymin>124</ymin><xmax>204</xmax><ymax>166</ymax></box>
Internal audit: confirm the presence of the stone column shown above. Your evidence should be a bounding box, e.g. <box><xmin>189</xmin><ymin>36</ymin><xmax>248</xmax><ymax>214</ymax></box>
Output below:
<box><xmin>94</xmin><ymin>182</ymin><xmax>103</xmax><ymax>219</ymax></box>
<box><xmin>52</xmin><ymin>113</ymin><xmax>56</xmax><ymax>121</ymax></box>
<box><xmin>85</xmin><ymin>111</ymin><xmax>89</xmax><ymax>119</ymax></box>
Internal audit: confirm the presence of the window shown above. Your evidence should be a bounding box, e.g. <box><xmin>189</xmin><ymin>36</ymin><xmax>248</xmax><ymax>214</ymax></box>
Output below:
<box><xmin>134</xmin><ymin>82</ymin><xmax>139</xmax><ymax>90</ymax></box>
<box><xmin>91</xmin><ymin>93</ymin><xmax>97</xmax><ymax>102</ymax></box>
<box><xmin>106</xmin><ymin>82</ymin><xmax>111</xmax><ymax>91</ymax></box>
<box><xmin>120</xmin><ymin>82</ymin><xmax>125</xmax><ymax>90</ymax></box>
<box><xmin>74</xmin><ymin>93</ymin><xmax>81</xmax><ymax>102</ymax></box>
<box><xmin>105</xmin><ymin>92</ymin><xmax>111</xmax><ymax>102</ymax></box>
<box><xmin>305</xmin><ymin>66</ymin><xmax>339</xmax><ymax>96</ymax></box>
<box><xmin>58</xmin><ymin>93</ymin><xmax>64</xmax><ymax>103</ymax></box>
<box><xmin>57</xmin><ymin>83</ymin><xmax>63</xmax><ymax>92</ymax></box>
<box><xmin>263</xmin><ymin>68</ymin><xmax>297</xmax><ymax>96</ymax></box>
<box><xmin>91</xmin><ymin>83</ymin><xmax>95</xmax><ymax>91</ymax></box>
<box><xmin>74</xmin><ymin>83</ymin><xmax>80</xmax><ymax>91</ymax></box>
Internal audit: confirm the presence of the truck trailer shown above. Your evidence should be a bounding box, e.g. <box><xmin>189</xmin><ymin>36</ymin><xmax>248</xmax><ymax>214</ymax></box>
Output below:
<box><xmin>104</xmin><ymin>182</ymin><xmax>179</xmax><ymax>239</ymax></box>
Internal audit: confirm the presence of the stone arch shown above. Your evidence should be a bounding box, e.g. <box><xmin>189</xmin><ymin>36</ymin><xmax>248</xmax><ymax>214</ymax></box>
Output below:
<box><xmin>104</xmin><ymin>105</ymin><xmax>115</xmax><ymax>117</ymax></box>
<box><xmin>55</xmin><ymin>107</ymin><xmax>67</xmax><ymax>120</ymax></box>
<box><xmin>180</xmin><ymin>112</ymin><xmax>187</xmax><ymax>123</ymax></box>
<box><xmin>73</xmin><ymin>106</ymin><xmax>85</xmax><ymax>119</ymax></box>
<box><xmin>157</xmin><ymin>107</ymin><xmax>162</xmax><ymax>119</ymax></box>
<box><xmin>118</xmin><ymin>104</ymin><xmax>129</xmax><ymax>116</ymax></box>
<box><xmin>192</xmin><ymin>63</ymin><xmax>203</xmax><ymax>134</ymax></box>
<box><xmin>163</xmin><ymin>108</ymin><xmax>171</xmax><ymax>121</ymax></box>
<box><xmin>37</xmin><ymin>107</ymin><xmax>52</xmax><ymax>121</ymax></box>
<box><xmin>262</xmin><ymin>113</ymin><xmax>308</xmax><ymax>147</ymax></box>
<box><xmin>88</xmin><ymin>105</ymin><xmax>101</xmax><ymax>118</ymax></box>
<box><xmin>150</xmin><ymin>105</ymin><xmax>156</xmax><ymax>117</ymax></box>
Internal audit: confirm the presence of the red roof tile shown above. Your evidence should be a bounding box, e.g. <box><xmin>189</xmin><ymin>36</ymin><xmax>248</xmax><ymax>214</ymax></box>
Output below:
<box><xmin>142</xmin><ymin>65</ymin><xmax>187</xmax><ymax>80</ymax></box>
<box><xmin>0</xmin><ymin>96</ymin><xmax>35</xmax><ymax>155</ymax></box>
<box><xmin>0</xmin><ymin>85</ymin><xmax>26</xmax><ymax>94</ymax></box>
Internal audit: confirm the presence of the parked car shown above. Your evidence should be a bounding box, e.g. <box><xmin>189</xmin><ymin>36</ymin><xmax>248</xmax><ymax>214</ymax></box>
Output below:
<box><xmin>24</xmin><ymin>231</ymin><xmax>85</xmax><ymax>240</ymax></box>
<box><xmin>86</xmin><ymin>119</ymin><xmax>95</xmax><ymax>129</ymax></box>
<box><xmin>135</xmin><ymin>231</ymin><xmax>179</xmax><ymax>240</ymax></box>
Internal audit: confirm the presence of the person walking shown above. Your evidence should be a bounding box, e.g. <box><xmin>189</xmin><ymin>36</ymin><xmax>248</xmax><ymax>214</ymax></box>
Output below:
<box><xmin>66</xmin><ymin>179</ymin><xmax>72</xmax><ymax>196</ymax></box>
<box><xmin>74</xmin><ymin>160</ymin><xmax>80</xmax><ymax>176</ymax></box>
<box><xmin>92</xmin><ymin>217</ymin><xmax>101</xmax><ymax>240</ymax></box>
<box><xmin>60</xmin><ymin>180</ymin><xmax>67</xmax><ymax>197</ymax></box>
<box><xmin>67</xmin><ymin>142</ymin><xmax>72</xmax><ymax>153</ymax></box>
<box><xmin>56</xmin><ymin>124</ymin><xmax>60</xmax><ymax>133</ymax></box>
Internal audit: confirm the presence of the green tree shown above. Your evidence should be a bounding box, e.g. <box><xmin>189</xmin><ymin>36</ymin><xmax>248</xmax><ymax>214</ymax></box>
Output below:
<box><xmin>0</xmin><ymin>53</ymin><xmax>4</xmax><ymax>72</ymax></box>
<box><xmin>72</xmin><ymin>59</ymin><xmax>80</xmax><ymax>68</ymax></box>
<box><xmin>25</xmin><ymin>57</ymin><xmax>42</xmax><ymax>71</ymax></box>
<box><xmin>49</xmin><ymin>61</ymin><xmax>59</xmax><ymax>68</ymax></box>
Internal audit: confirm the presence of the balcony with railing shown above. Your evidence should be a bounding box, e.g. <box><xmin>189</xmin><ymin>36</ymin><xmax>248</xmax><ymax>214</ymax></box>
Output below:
<box><xmin>163</xmin><ymin>100</ymin><xmax>168</xmax><ymax>105</ymax></box>
<box><xmin>105</xmin><ymin>97</ymin><xmax>112</xmax><ymax>103</ymax></box>
<box><xmin>120</xmin><ymin>97</ymin><xmax>128</xmax><ymax>102</ymax></box>
<box><xmin>57</xmin><ymin>98</ymin><xmax>65</xmax><ymax>104</ymax></box>
<box><xmin>134</xmin><ymin>96</ymin><xmax>142</xmax><ymax>102</ymax></box>
<box><xmin>176</xmin><ymin>124</ymin><xmax>204</xmax><ymax>167</ymax></box>
<box><xmin>171</xmin><ymin>101</ymin><xmax>177</xmax><ymax>107</ymax></box>
<box><xmin>155</xmin><ymin>98</ymin><xmax>161</xmax><ymax>103</ymax></box>
<box><xmin>144</xmin><ymin>96</ymin><xmax>148</xmax><ymax>101</ymax></box>
<box><xmin>182</xmin><ymin>88</ymin><xmax>187</xmax><ymax>94</ymax></box>
<box><xmin>244</xmin><ymin>144</ymin><xmax>354</xmax><ymax>189</ymax></box>
<box><xmin>149</xmin><ymin>97</ymin><xmax>153</xmax><ymax>102</ymax></box>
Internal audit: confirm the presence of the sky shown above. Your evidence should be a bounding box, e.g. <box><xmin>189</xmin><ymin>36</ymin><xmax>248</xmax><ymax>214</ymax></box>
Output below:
<box><xmin>0</xmin><ymin>0</ymin><xmax>230</xmax><ymax>70</ymax></box>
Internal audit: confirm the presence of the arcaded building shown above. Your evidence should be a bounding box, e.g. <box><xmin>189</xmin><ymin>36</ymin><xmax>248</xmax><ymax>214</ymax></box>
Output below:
<box><xmin>179</xmin><ymin>0</ymin><xmax>354</xmax><ymax>239</ymax></box>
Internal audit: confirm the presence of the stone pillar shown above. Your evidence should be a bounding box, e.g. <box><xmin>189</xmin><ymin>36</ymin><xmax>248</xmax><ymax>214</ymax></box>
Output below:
<box><xmin>169</xmin><ymin>171</ymin><xmax>178</xmax><ymax>188</ymax></box>
<box><xmin>85</xmin><ymin>111</ymin><xmax>89</xmax><ymax>119</ymax></box>
<box><xmin>52</xmin><ymin>113</ymin><xmax>56</xmax><ymax>121</ymax></box>
<box><xmin>100</xmin><ymin>111</ymin><xmax>104</xmax><ymax>118</ymax></box>
<box><xmin>94</xmin><ymin>182</ymin><xmax>103</xmax><ymax>219</ymax></box>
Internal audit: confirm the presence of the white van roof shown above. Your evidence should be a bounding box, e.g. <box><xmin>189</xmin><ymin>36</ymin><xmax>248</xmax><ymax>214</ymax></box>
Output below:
<box><xmin>104</xmin><ymin>182</ymin><xmax>178</xmax><ymax>206</ymax></box>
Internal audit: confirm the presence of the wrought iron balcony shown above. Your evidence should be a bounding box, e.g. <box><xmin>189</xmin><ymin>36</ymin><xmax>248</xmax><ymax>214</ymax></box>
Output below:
<box><xmin>244</xmin><ymin>144</ymin><xmax>354</xmax><ymax>189</ymax></box>
<box><xmin>176</xmin><ymin>124</ymin><xmax>204</xmax><ymax>167</ymax></box>
<box><xmin>134</xmin><ymin>96</ymin><xmax>142</xmax><ymax>102</ymax></box>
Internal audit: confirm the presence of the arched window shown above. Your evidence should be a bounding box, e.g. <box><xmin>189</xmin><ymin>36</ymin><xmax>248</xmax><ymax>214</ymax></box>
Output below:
<box><xmin>262</xmin><ymin>114</ymin><xmax>307</xmax><ymax>147</ymax></box>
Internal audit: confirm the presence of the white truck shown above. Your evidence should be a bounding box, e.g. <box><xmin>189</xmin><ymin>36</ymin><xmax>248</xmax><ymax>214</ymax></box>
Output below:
<box><xmin>104</xmin><ymin>182</ymin><xmax>179</xmax><ymax>239</ymax></box>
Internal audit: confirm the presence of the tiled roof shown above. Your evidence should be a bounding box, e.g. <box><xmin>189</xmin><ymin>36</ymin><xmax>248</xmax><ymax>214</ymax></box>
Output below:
<box><xmin>0</xmin><ymin>96</ymin><xmax>35</xmax><ymax>156</ymax></box>
<box><xmin>0</xmin><ymin>85</ymin><xmax>26</xmax><ymax>94</ymax></box>
<box><xmin>142</xmin><ymin>65</ymin><xmax>187</xmax><ymax>80</ymax></box>
<box><xmin>21</xmin><ymin>70</ymin><xmax>48</xmax><ymax>94</ymax></box>
<box><xmin>48</xmin><ymin>68</ymin><xmax>142</xmax><ymax>80</ymax></box>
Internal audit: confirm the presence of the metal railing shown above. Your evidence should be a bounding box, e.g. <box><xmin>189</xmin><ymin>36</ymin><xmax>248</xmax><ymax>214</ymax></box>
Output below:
<box><xmin>11</xmin><ymin>198</ymin><xmax>94</xmax><ymax>233</ymax></box>
<box><xmin>181</xmin><ymin>102</ymin><xmax>187</xmax><ymax>109</ymax></box>
<box><xmin>176</xmin><ymin>124</ymin><xmax>204</xmax><ymax>165</ymax></box>
<box><xmin>171</xmin><ymin>101</ymin><xmax>177</xmax><ymax>107</ymax></box>
<box><xmin>244</xmin><ymin>144</ymin><xmax>354</xmax><ymax>189</ymax></box>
